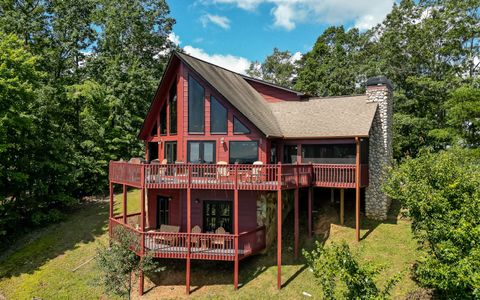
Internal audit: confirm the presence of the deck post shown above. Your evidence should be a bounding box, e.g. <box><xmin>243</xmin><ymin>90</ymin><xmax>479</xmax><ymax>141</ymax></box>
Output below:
<box><xmin>355</xmin><ymin>137</ymin><xmax>361</xmax><ymax>242</ymax></box>
<box><xmin>294</xmin><ymin>162</ymin><xmax>299</xmax><ymax>259</ymax></box>
<box><xmin>139</xmin><ymin>186</ymin><xmax>146</xmax><ymax>295</ymax></box>
<box><xmin>122</xmin><ymin>184</ymin><xmax>127</xmax><ymax>224</ymax></box>
<box><xmin>233</xmin><ymin>163</ymin><xmax>239</xmax><ymax>290</ymax></box>
<box><xmin>277</xmin><ymin>162</ymin><xmax>282</xmax><ymax>289</ymax></box>
<box><xmin>109</xmin><ymin>182</ymin><xmax>114</xmax><ymax>219</ymax></box>
<box><xmin>308</xmin><ymin>187</ymin><xmax>312</xmax><ymax>237</ymax></box>
<box><xmin>186</xmin><ymin>164</ymin><xmax>192</xmax><ymax>295</ymax></box>
<box><xmin>340</xmin><ymin>189</ymin><xmax>345</xmax><ymax>225</ymax></box>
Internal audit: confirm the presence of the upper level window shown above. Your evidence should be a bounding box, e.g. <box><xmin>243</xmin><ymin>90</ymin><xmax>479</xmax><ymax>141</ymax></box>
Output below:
<box><xmin>233</xmin><ymin>116</ymin><xmax>250</xmax><ymax>134</ymax></box>
<box><xmin>229</xmin><ymin>141</ymin><xmax>258</xmax><ymax>164</ymax></box>
<box><xmin>169</xmin><ymin>81</ymin><xmax>177</xmax><ymax>135</ymax></box>
<box><xmin>210</xmin><ymin>96</ymin><xmax>227</xmax><ymax>134</ymax></box>
<box><xmin>301</xmin><ymin>144</ymin><xmax>356</xmax><ymax>164</ymax></box>
<box><xmin>150</xmin><ymin>121</ymin><xmax>158</xmax><ymax>136</ymax></box>
<box><xmin>188</xmin><ymin>76</ymin><xmax>205</xmax><ymax>133</ymax></box>
<box><xmin>160</xmin><ymin>104</ymin><xmax>167</xmax><ymax>135</ymax></box>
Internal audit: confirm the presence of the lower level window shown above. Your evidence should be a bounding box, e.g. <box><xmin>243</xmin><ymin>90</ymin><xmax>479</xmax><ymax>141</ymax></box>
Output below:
<box><xmin>229</xmin><ymin>141</ymin><xmax>258</xmax><ymax>164</ymax></box>
<box><xmin>164</xmin><ymin>142</ymin><xmax>177</xmax><ymax>163</ymax></box>
<box><xmin>203</xmin><ymin>200</ymin><xmax>232</xmax><ymax>233</ymax></box>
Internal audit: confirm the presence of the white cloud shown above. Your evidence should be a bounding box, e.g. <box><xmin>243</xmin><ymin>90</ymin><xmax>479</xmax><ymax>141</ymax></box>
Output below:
<box><xmin>206</xmin><ymin>0</ymin><xmax>394</xmax><ymax>31</ymax></box>
<box><xmin>200</xmin><ymin>14</ymin><xmax>231</xmax><ymax>29</ymax></box>
<box><xmin>183</xmin><ymin>45</ymin><xmax>251</xmax><ymax>74</ymax></box>
<box><xmin>168</xmin><ymin>32</ymin><xmax>181</xmax><ymax>45</ymax></box>
<box><xmin>290</xmin><ymin>51</ymin><xmax>302</xmax><ymax>63</ymax></box>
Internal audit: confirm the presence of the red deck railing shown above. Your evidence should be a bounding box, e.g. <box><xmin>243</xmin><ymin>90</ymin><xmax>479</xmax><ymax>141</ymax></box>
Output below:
<box><xmin>110</xmin><ymin>216</ymin><xmax>265</xmax><ymax>261</ymax></box>
<box><xmin>109</xmin><ymin>161</ymin><xmax>369</xmax><ymax>189</ymax></box>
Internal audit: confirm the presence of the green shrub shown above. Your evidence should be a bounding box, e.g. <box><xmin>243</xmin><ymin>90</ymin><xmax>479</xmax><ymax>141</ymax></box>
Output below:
<box><xmin>96</xmin><ymin>226</ymin><xmax>163</xmax><ymax>299</ymax></box>
<box><xmin>384</xmin><ymin>148</ymin><xmax>480</xmax><ymax>299</ymax></box>
<box><xmin>303</xmin><ymin>241</ymin><xmax>399</xmax><ymax>300</ymax></box>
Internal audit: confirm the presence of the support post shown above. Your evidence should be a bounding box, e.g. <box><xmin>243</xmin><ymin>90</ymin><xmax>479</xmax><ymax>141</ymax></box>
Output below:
<box><xmin>277</xmin><ymin>162</ymin><xmax>282</xmax><ymax>290</ymax></box>
<box><xmin>186</xmin><ymin>164</ymin><xmax>192</xmax><ymax>295</ymax></box>
<box><xmin>139</xmin><ymin>186</ymin><xmax>145</xmax><ymax>295</ymax></box>
<box><xmin>122</xmin><ymin>184</ymin><xmax>127</xmax><ymax>224</ymax></box>
<box><xmin>355</xmin><ymin>137</ymin><xmax>361</xmax><ymax>242</ymax></box>
<box><xmin>109</xmin><ymin>182</ymin><xmax>114</xmax><ymax>219</ymax></box>
<box><xmin>340</xmin><ymin>189</ymin><xmax>345</xmax><ymax>225</ymax></box>
<box><xmin>308</xmin><ymin>187</ymin><xmax>312</xmax><ymax>237</ymax></box>
<box><xmin>294</xmin><ymin>187</ymin><xmax>299</xmax><ymax>259</ymax></box>
<box><xmin>233</xmin><ymin>163</ymin><xmax>239</xmax><ymax>290</ymax></box>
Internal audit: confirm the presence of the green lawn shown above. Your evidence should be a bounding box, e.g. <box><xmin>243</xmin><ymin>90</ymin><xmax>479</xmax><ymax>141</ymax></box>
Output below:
<box><xmin>0</xmin><ymin>190</ymin><xmax>421</xmax><ymax>299</ymax></box>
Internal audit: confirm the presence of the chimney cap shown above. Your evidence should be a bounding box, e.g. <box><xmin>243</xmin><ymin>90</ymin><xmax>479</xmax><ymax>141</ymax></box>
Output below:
<box><xmin>366</xmin><ymin>76</ymin><xmax>392</xmax><ymax>90</ymax></box>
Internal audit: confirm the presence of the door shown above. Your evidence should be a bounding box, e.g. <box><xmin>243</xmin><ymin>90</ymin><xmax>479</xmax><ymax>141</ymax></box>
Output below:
<box><xmin>148</xmin><ymin>142</ymin><xmax>159</xmax><ymax>162</ymax></box>
<box><xmin>157</xmin><ymin>196</ymin><xmax>169</xmax><ymax>228</ymax></box>
<box><xmin>164</xmin><ymin>142</ymin><xmax>177</xmax><ymax>163</ymax></box>
<box><xmin>203</xmin><ymin>200</ymin><xmax>232</xmax><ymax>233</ymax></box>
<box><xmin>187</xmin><ymin>141</ymin><xmax>216</xmax><ymax>164</ymax></box>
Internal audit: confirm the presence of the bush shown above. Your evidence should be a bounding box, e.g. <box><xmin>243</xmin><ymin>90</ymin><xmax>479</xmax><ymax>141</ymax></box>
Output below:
<box><xmin>303</xmin><ymin>241</ymin><xmax>399</xmax><ymax>300</ymax></box>
<box><xmin>384</xmin><ymin>148</ymin><xmax>480</xmax><ymax>299</ymax></box>
<box><xmin>96</xmin><ymin>226</ymin><xmax>163</xmax><ymax>299</ymax></box>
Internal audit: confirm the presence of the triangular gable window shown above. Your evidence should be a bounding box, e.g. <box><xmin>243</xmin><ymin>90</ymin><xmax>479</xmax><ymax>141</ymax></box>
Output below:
<box><xmin>233</xmin><ymin>116</ymin><xmax>250</xmax><ymax>134</ymax></box>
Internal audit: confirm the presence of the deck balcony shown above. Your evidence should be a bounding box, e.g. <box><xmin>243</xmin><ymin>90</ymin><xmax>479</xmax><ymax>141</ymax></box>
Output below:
<box><xmin>110</xmin><ymin>214</ymin><xmax>266</xmax><ymax>261</ymax></box>
<box><xmin>109</xmin><ymin>161</ymin><xmax>369</xmax><ymax>190</ymax></box>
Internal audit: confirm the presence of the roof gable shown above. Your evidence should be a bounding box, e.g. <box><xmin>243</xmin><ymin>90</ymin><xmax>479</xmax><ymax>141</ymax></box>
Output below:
<box><xmin>175</xmin><ymin>52</ymin><xmax>283</xmax><ymax>137</ymax></box>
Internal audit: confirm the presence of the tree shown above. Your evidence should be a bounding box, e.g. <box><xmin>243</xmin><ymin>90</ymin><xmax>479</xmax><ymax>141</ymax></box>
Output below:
<box><xmin>246</xmin><ymin>48</ymin><xmax>297</xmax><ymax>88</ymax></box>
<box><xmin>97</xmin><ymin>226</ymin><xmax>163</xmax><ymax>299</ymax></box>
<box><xmin>303</xmin><ymin>241</ymin><xmax>399</xmax><ymax>300</ymax></box>
<box><xmin>384</xmin><ymin>148</ymin><xmax>480</xmax><ymax>298</ymax></box>
<box><xmin>295</xmin><ymin>26</ymin><xmax>366</xmax><ymax>96</ymax></box>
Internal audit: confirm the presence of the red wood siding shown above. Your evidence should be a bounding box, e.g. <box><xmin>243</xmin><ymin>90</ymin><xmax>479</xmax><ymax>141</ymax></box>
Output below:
<box><xmin>147</xmin><ymin>189</ymin><xmax>260</xmax><ymax>233</ymax></box>
<box><xmin>246</xmin><ymin>80</ymin><xmax>301</xmax><ymax>102</ymax></box>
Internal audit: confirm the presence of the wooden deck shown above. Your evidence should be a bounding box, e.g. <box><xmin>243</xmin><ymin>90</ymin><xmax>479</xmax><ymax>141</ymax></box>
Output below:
<box><xmin>110</xmin><ymin>217</ymin><xmax>266</xmax><ymax>261</ymax></box>
<box><xmin>109</xmin><ymin>162</ymin><xmax>369</xmax><ymax>190</ymax></box>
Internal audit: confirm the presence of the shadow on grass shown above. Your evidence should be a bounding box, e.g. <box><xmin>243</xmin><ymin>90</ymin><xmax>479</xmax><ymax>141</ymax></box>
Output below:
<box><xmin>0</xmin><ymin>201</ymin><xmax>109</xmax><ymax>279</ymax></box>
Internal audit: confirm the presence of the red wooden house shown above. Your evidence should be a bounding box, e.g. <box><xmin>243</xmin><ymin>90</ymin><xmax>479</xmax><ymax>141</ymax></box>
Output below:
<box><xmin>108</xmin><ymin>52</ymin><xmax>393</xmax><ymax>295</ymax></box>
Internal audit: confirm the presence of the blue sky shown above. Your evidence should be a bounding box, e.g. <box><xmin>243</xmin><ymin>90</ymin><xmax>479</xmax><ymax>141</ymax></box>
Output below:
<box><xmin>168</xmin><ymin>0</ymin><xmax>395</xmax><ymax>74</ymax></box>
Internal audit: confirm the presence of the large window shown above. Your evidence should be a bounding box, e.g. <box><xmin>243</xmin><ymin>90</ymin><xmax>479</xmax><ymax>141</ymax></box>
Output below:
<box><xmin>150</xmin><ymin>121</ymin><xmax>158</xmax><ymax>136</ymax></box>
<box><xmin>160</xmin><ymin>104</ymin><xmax>167</xmax><ymax>135</ymax></box>
<box><xmin>164</xmin><ymin>142</ymin><xmax>177</xmax><ymax>163</ymax></box>
<box><xmin>210</xmin><ymin>96</ymin><xmax>227</xmax><ymax>134</ymax></box>
<box><xmin>302</xmin><ymin>144</ymin><xmax>356</xmax><ymax>164</ymax></box>
<box><xmin>169</xmin><ymin>81</ymin><xmax>177</xmax><ymax>135</ymax></box>
<box><xmin>188</xmin><ymin>76</ymin><xmax>205</xmax><ymax>133</ymax></box>
<box><xmin>229</xmin><ymin>141</ymin><xmax>258</xmax><ymax>164</ymax></box>
<box><xmin>283</xmin><ymin>145</ymin><xmax>297</xmax><ymax>163</ymax></box>
<box><xmin>187</xmin><ymin>141</ymin><xmax>215</xmax><ymax>164</ymax></box>
<box><xmin>233</xmin><ymin>116</ymin><xmax>250</xmax><ymax>134</ymax></box>
<box><xmin>203</xmin><ymin>201</ymin><xmax>232</xmax><ymax>233</ymax></box>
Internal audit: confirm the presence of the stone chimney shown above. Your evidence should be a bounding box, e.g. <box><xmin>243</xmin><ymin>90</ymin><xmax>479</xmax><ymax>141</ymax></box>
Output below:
<box><xmin>365</xmin><ymin>76</ymin><xmax>393</xmax><ymax>220</ymax></box>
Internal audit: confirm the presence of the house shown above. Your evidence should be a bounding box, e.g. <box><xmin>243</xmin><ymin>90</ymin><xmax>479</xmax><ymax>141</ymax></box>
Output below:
<box><xmin>108</xmin><ymin>51</ymin><xmax>393</xmax><ymax>295</ymax></box>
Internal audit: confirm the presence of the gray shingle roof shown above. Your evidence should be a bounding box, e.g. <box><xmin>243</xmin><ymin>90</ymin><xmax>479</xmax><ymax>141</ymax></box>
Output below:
<box><xmin>175</xmin><ymin>52</ymin><xmax>378</xmax><ymax>139</ymax></box>
<box><xmin>268</xmin><ymin>96</ymin><xmax>377</xmax><ymax>138</ymax></box>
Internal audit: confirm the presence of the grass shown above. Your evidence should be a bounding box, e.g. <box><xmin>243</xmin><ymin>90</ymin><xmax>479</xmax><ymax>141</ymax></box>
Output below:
<box><xmin>0</xmin><ymin>190</ymin><xmax>421</xmax><ymax>299</ymax></box>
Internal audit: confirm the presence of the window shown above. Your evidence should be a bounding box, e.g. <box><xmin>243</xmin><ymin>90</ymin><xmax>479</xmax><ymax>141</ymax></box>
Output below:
<box><xmin>301</xmin><ymin>144</ymin><xmax>356</xmax><ymax>164</ymax></box>
<box><xmin>160</xmin><ymin>104</ymin><xmax>167</xmax><ymax>135</ymax></box>
<box><xmin>169</xmin><ymin>81</ymin><xmax>177</xmax><ymax>135</ymax></box>
<box><xmin>150</xmin><ymin>121</ymin><xmax>158</xmax><ymax>136</ymax></box>
<box><xmin>148</xmin><ymin>142</ymin><xmax>159</xmax><ymax>162</ymax></box>
<box><xmin>210</xmin><ymin>96</ymin><xmax>227</xmax><ymax>134</ymax></box>
<box><xmin>229</xmin><ymin>141</ymin><xmax>258</xmax><ymax>164</ymax></box>
<box><xmin>164</xmin><ymin>142</ymin><xmax>177</xmax><ymax>163</ymax></box>
<box><xmin>188</xmin><ymin>76</ymin><xmax>205</xmax><ymax>133</ymax></box>
<box><xmin>283</xmin><ymin>145</ymin><xmax>297</xmax><ymax>163</ymax></box>
<box><xmin>157</xmin><ymin>196</ymin><xmax>169</xmax><ymax>227</ymax></box>
<box><xmin>270</xmin><ymin>142</ymin><xmax>277</xmax><ymax>164</ymax></box>
<box><xmin>233</xmin><ymin>116</ymin><xmax>250</xmax><ymax>134</ymax></box>
<box><xmin>203</xmin><ymin>201</ymin><xmax>232</xmax><ymax>233</ymax></box>
<box><xmin>187</xmin><ymin>141</ymin><xmax>216</xmax><ymax>164</ymax></box>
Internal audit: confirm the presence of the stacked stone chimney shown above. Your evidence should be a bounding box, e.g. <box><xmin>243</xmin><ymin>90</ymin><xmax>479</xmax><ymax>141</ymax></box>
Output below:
<box><xmin>365</xmin><ymin>76</ymin><xmax>393</xmax><ymax>220</ymax></box>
